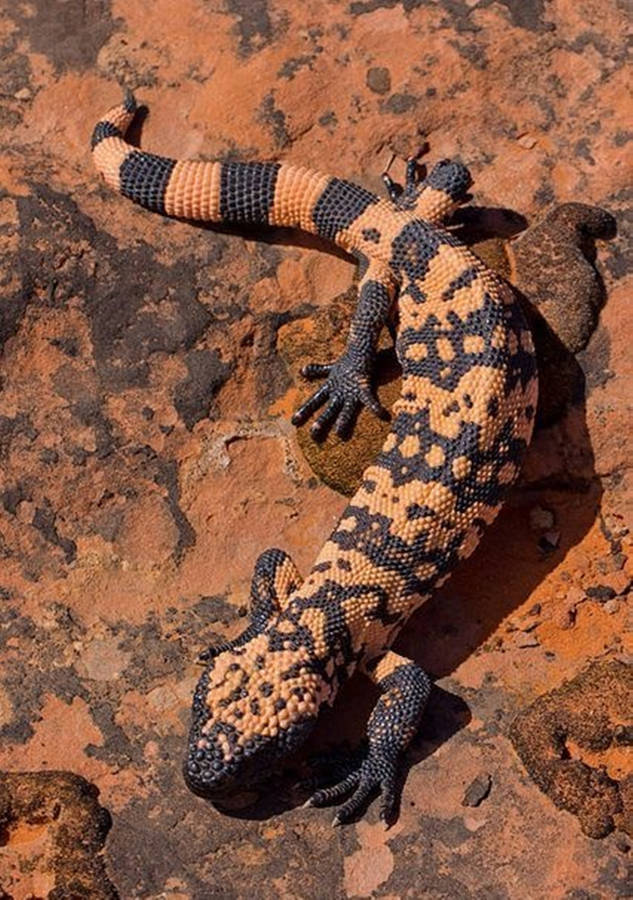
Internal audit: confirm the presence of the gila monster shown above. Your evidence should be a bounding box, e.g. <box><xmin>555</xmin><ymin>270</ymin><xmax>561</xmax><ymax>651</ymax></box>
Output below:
<box><xmin>92</xmin><ymin>91</ymin><xmax>538</xmax><ymax>825</ymax></box>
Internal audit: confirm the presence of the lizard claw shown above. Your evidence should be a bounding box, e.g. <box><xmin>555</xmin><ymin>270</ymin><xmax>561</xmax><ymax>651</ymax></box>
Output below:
<box><xmin>305</xmin><ymin>748</ymin><xmax>399</xmax><ymax>826</ymax></box>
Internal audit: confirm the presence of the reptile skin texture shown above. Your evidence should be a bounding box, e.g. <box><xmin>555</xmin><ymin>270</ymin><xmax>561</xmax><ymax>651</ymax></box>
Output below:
<box><xmin>92</xmin><ymin>93</ymin><xmax>538</xmax><ymax>825</ymax></box>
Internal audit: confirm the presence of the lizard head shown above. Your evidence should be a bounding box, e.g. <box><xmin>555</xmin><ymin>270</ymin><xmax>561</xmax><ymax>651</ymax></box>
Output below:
<box><xmin>183</xmin><ymin>632</ymin><xmax>328</xmax><ymax>799</ymax></box>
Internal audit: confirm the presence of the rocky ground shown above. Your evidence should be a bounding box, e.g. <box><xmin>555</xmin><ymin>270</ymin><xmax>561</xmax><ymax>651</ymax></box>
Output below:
<box><xmin>0</xmin><ymin>0</ymin><xmax>631</xmax><ymax>897</ymax></box>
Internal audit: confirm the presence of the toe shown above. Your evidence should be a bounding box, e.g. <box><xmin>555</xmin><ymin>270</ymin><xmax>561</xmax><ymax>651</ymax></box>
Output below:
<box><xmin>301</xmin><ymin>362</ymin><xmax>333</xmax><ymax>379</ymax></box>
<box><xmin>334</xmin><ymin>400</ymin><xmax>357</xmax><ymax>438</ymax></box>
<box><xmin>308</xmin><ymin>770</ymin><xmax>360</xmax><ymax>808</ymax></box>
<box><xmin>292</xmin><ymin>383</ymin><xmax>330</xmax><ymax>425</ymax></box>
<box><xmin>360</xmin><ymin>389</ymin><xmax>389</xmax><ymax>421</ymax></box>
<box><xmin>310</xmin><ymin>397</ymin><xmax>343</xmax><ymax>438</ymax></box>
<box><xmin>332</xmin><ymin>777</ymin><xmax>377</xmax><ymax>825</ymax></box>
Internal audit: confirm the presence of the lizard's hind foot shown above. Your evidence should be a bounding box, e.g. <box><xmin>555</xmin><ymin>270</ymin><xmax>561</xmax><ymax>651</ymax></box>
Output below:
<box><xmin>383</xmin><ymin>155</ymin><xmax>473</xmax><ymax>225</ymax></box>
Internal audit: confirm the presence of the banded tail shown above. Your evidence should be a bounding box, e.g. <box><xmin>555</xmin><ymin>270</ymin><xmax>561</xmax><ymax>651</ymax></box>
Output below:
<box><xmin>91</xmin><ymin>92</ymin><xmax>389</xmax><ymax>254</ymax></box>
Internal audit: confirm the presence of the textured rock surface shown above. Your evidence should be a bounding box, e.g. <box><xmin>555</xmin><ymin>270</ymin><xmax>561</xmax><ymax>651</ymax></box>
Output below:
<box><xmin>0</xmin><ymin>0</ymin><xmax>631</xmax><ymax>896</ymax></box>
<box><xmin>510</xmin><ymin>659</ymin><xmax>632</xmax><ymax>840</ymax></box>
<box><xmin>0</xmin><ymin>770</ymin><xmax>115</xmax><ymax>898</ymax></box>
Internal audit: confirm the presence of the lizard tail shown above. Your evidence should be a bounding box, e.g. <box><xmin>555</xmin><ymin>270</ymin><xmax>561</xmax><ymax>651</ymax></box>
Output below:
<box><xmin>92</xmin><ymin>89</ymin><xmax>226</xmax><ymax>220</ymax></box>
<box><xmin>91</xmin><ymin>92</ymin><xmax>387</xmax><ymax>255</ymax></box>
<box><xmin>91</xmin><ymin>90</ymin><xmax>142</xmax><ymax>193</ymax></box>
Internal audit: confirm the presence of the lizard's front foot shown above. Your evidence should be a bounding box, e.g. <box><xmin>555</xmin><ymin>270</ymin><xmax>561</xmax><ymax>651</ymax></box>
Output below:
<box><xmin>304</xmin><ymin>653</ymin><xmax>431</xmax><ymax>825</ymax></box>
<box><xmin>291</xmin><ymin>353</ymin><xmax>388</xmax><ymax>440</ymax></box>
<box><xmin>305</xmin><ymin>743</ymin><xmax>400</xmax><ymax>826</ymax></box>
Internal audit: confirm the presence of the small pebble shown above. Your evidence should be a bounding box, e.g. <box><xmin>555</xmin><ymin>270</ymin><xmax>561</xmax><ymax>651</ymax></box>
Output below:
<box><xmin>517</xmin><ymin>134</ymin><xmax>537</xmax><ymax>149</ymax></box>
<box><xmin>555</xmin><ymin>607</ymin><xmax>577</xmax><ymax>630</ymax></box>
<box><xmin>529</xmin><ymin>505</ymin><xmax>555</xmax><ymax>531</ymax></box>
<box><xmin>366</xmin><ymin>67</ymin><xmax>391</xmax><ymax>95</ymax></box>
<box><xmin>515</xmin><ymin>631</ymin><xmax>540</xmax><ymax>647</ymax></box>
<box><xmin>586</xmin><ymin>584</ymin><xmax>616</xmax><ymax>602</ymax></box>
<box><xmin>603</xmin><ymin>599</ymin><xmax>620</xmax><ymax>615</ymax></box>
<box><xmin>14</xmin><ymin>87</ymin><xmax>32</xmax><ymax>101</ymax></box>
<box><xmin>566</xmin><ymin>586</ymin><xmax>586</xmax><ymax>606</ymax></box>
<box><xmin>463</xmin><ymin>814</ymin><xmax>487</xmax><ymax>832</ymax></box>
<box><xmin>462</xmin><ymin>773</ymin><xmax>492</xmax><ymax>807</ymax></box>
<box><xmin>614</xmin><ymin>724</ymin><xmax>633</xmax><ymax>746</ymax></box>
<box><xmin>614</xmin><ymin>834</ymin><xmax>630</xmax><ymax>854</ymax></box>
<box><xmin>539</xmin><ymin>530</ymin><xmax>560</xmax><ymax>553</ymax></box>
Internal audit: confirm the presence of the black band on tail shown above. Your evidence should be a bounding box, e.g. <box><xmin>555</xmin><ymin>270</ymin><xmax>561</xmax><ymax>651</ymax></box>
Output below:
<box><xmin>91</xmin><ymin>121</ymin><xmax>122</xmax><ymax>149</ymax></box>
<box><xmin>119</xmin><ymin>150</ymin><xmax>177</xmax><ymax>214</ymax></box>
<box><xmin>219</xmin><ymin>161</ymin><xmax>281</xmax><ymax>225</ymax></box>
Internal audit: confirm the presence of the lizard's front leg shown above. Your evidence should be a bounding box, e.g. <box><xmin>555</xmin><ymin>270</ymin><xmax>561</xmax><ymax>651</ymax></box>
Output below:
<box><xmin>292</xmin><ymin>259</ymin><xmax>396</xmax><ymax>440</ymax></box>
<box><xmin>305</xmin><ymin>650</ymin><xmax>431</xmax><ymax>825</ymax></box>
<box><xmin>199</xmin><ymin>548</ymin><xmax>303</xmax><ymax>660</ymax></box>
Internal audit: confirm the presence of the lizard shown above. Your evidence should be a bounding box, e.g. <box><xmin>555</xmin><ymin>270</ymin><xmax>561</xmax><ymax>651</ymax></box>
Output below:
<box><xmin>92</xmin><ymin>91</ymin><xmax>538</xmax><ymax>825</ymax></box>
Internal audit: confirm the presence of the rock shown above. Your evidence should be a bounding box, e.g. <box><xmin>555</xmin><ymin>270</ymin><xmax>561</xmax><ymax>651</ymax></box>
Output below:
<box><xmin>614</xmin><ymin>725</ymin><xmax>633</xmax><ymax>746</ymax></box>
<box><xmin>510</xmin><ymin>660</ymin><xmax>633</xmax><ymax>839</ymax></box>
<box><xmin>539</xmin><ymin>530</ymin><xmax>561</xmax><ymax>553</ymax></box>
<box><xmin>462</xmin><ymin>773</ymin><xmax>492</xmax><ymax>807</ymax></box>
<box><xmin>565</xmin><ymin>586</ymin><xmax>587</xmax><ymax>607</ymax></box>
<box><xmin>514</xmin><ymin>631</ymin><xmax>540</xmax><ymax>648</ymax></box>
<box><xmin>517</xmin><ymin>134</ymin><xmax>537</xmax><ymax>150</ymax></box>
<box><xmin>0</xmin><ymin>0</ymin><xmax>630</xmax><ymax>894</ymax></box>
<box><xmin>601</xmin><ymin>570</ymin><xmax>632</xmax><ymax>596</ymax></box>
<box><xmin>554</xmin><ymin>607</ymin><xmax>577</xmax><ymax>630</ymax></box>
<box><xmin>614</xmin><ymin>835</ymin><xmax>630</xmax><ymax>854</ymax></box>
<box><xmin>366</xmin><ymin>67</ymin><xmax>391</xmax><ymax>95</ymax></box>
<box><xmin>0</xmin><ymin>771</ymin><xmax>115</xmax><ymax>897</ymax></box>
<box><xmin>603</xmin><ymin>599</ymin><xmax>620</xmax><ymax>615</ymax></box>
<box><xmin>587</xmin><ymin>585</ymin><xmax>617</xmax><ymax>602</ymax></box>
<box><xmin>529</xmin><ymin>505</ymin><xmax>555</xmax><ymax>531</ymax></box>
<box><xmin>509</xmin><ymin>203</ymin><xmax>617</xmax><ymax>425</ymax></box>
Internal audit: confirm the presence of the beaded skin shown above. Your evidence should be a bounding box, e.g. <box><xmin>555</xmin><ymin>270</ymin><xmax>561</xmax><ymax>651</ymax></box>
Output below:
<box><xmin>92</xmin><ymin>93</ymin><xmax>537</xmax><ymax>824</ymax></box>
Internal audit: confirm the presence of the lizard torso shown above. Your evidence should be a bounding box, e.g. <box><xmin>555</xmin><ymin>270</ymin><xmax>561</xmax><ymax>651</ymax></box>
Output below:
<box><xmin>92</xmin><ymin>93</ymin><xmax>538</xmax><ymax>822</ymax></box>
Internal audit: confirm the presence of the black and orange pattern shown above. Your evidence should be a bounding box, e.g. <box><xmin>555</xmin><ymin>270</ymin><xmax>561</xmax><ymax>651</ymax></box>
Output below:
<box><xmin>92</xmin><ymin>93</ymin><xmax>538</xmax><ymax>824</ymax></box>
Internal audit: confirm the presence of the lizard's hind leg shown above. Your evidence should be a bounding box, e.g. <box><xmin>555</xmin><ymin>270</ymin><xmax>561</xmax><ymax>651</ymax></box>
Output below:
<box><xmin>199</xmin><ymin>548</ymin><xmax>303</xmax><ymax>661</ymax></box>
<box><xmin>305</xmin><ymin>651</ymin><xmax>431</xmax><ymax>825</ymax></box>
<box><xmin>414</xmin><ymin>159</ymin><xmax>473</xmax><ymax>224</ymax></box>
<box><xmin>383</xmin><ymin>155</ymin><xmax>472</xmax><ymax>226</ymax></box>
<box><xmin>381</xmin><ymin>151</ymin><xmax>426</xmax><ymax>207</ymax></box>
